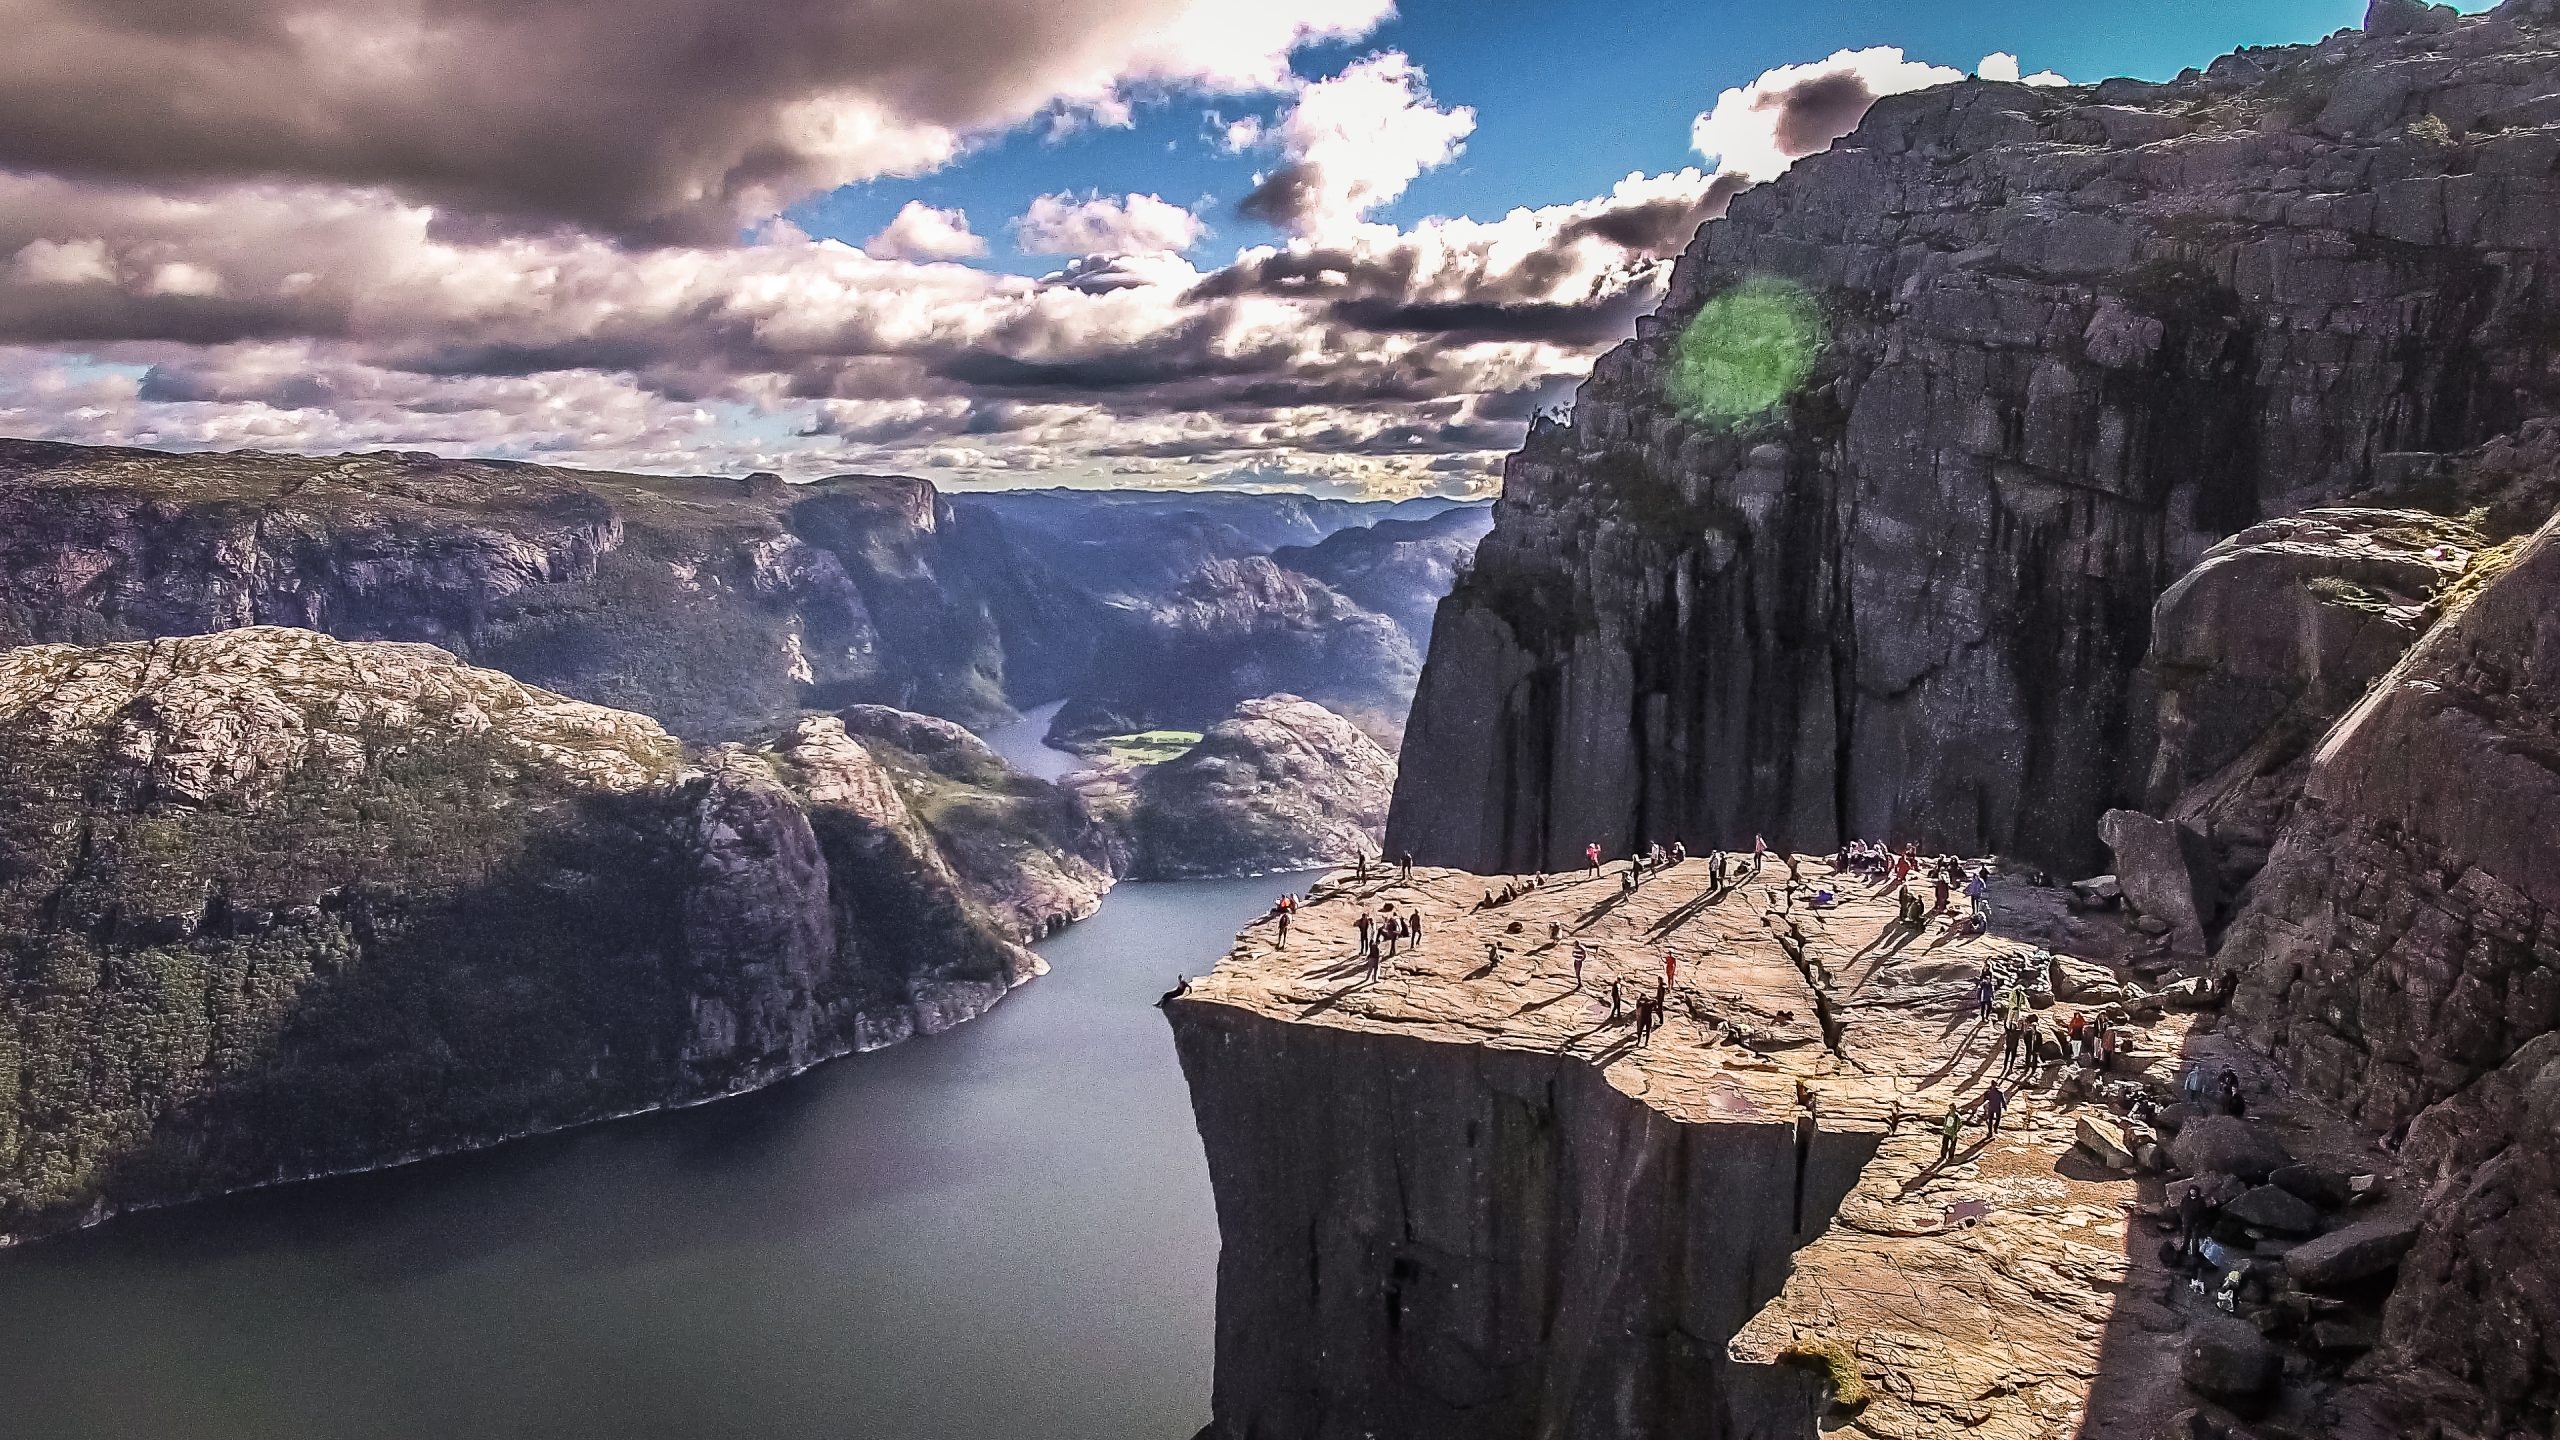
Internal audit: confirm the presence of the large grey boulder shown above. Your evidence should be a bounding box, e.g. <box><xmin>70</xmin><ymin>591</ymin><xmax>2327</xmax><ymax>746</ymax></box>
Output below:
<box><xmin>2285</xmin><ymin>1213</ymin><xmax>2423</xmax><ymax>1290</ymax></box>
<box><xmin>2181</xmin><ymin>1318</ymin><xmax>2278</xmax><ymax>1401</ymax></box>
<box><xmin>2098</xmin><ymin>809</ymin><xmax>2215</xmax><ymax>954</ymax></box>
<box><xmin>2169</xmin><ymin>1117</ymin><xmax>2294</xmax><ymax>1183</ymax></box>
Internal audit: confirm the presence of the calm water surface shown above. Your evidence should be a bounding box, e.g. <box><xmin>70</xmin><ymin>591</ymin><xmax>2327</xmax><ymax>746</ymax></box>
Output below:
<box><xmin>0</xmin><ymin>871</ymin><xmax>1307</xmax><ymax>1440</ymax></box>
<box><xmin>980</xmin><ymin>699</ymin><xmax>1079</xmax><ymax>781</ymax></box>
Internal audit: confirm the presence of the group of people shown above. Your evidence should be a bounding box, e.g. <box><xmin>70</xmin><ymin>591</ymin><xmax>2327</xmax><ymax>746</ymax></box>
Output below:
<box><xmin>1352</xmin><ymin>903</ymin><xmax>1424</xmax><ymax>983</ymax></box>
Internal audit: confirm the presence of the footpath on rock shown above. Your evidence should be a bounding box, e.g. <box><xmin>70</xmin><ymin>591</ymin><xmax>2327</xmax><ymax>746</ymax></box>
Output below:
<box><xmin>1174</xmin><ymin>852</ymin><xmax>2409</xmax><ymax>1440</ymax></box>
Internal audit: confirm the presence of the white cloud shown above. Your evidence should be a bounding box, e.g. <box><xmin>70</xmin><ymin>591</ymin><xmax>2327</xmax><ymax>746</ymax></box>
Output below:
<box><xmin>1238</xmin><ymin>51</ymin><xmax>1477</xmax><ymax>239</ymax></box>
<box><xmin>1690</xmin><ymin>46</ymin><xmax>1964</xmax><ymax>181</ymax></box>
<box><xmin>865</xmin><ymin>202</ymin><xmax>989</xmax><ymax>261</ymax></box>
<box><xmin>1011</xmin><ymin>192</ymin><xmax>1205</xmax><ymax>255</ymax></box>
<box><xmin>1978</xmin><ymin>52</ymin><xmax>2071</xmax><ymax>87</ymax></box>
<box><xmin>10</xmin><ymin>237</ymin><xmax>116</xmax><ymax>287</ymax></box>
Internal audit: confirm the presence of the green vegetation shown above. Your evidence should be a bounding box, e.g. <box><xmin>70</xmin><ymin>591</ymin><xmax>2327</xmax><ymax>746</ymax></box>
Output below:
<box><xmin>1667</xmin><ymin>276</ymin><xmax>1825</xmax><ymax>427</ymax></box>
<box><xmin>2433</xmin><ymin>535</ymin><xmax>2526</xmax><ymax>618</ymax></box>
<box><xmin>1778</xmin><ymin>1337</ymin><xmax>1872</xmax><ymax>1411</ymax></box>
<box><xmin>2303</xmin><ymin>575</ymin><xmax>2411</xmax><ymax>622</ymax></box>
<box><xmin>1097</xmin><ymin>730</ymin><xmax>1204</xmax><ymax>767</ymax></box>
<box><xmin>0</xmin><ymin>695</ymin><xmax>716</xmax><ymax>1239</ymax></box>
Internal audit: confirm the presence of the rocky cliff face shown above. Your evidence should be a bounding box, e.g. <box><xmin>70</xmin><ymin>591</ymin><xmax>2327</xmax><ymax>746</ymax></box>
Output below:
<box><xmin>1049</xmin><ymin>557</ymin><xmax>1420</xmax><ymax>747</ymax></box>
<box><xmin>1391</xmin><ymin>0</ymin><xmax>2560</xmax><ymax>875</ymax></box>
<box><xmin>1270</xmin><ymin>505</ymin><xmax>1495</xmax><ymax>655</ymax></box>
<box><xmin>1126</xmin><ymin>695</ymin><xmax>1395</xmax><ymax>879</ymax></box>
<box><xmin>0</xmin><ymin>627</ymin><xmax>1049</xmax><ymax>1243</ymax></box>
<box><xmin>0</xmin><ymin>440</ymin><xmax>1095</xmax><ymax>738</ymax></box>
<box><xmin>2217</xmin><ymin>496</ymin><xmax>2560</xmax><ymax>1436</ymax></box>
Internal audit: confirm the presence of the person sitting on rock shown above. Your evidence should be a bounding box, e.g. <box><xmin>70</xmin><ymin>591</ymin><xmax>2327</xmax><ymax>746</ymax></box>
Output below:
<box><xmin>1671</xmin><ymin>840</ymin><xmax>1687</xmax><ymax>863</ymax></box>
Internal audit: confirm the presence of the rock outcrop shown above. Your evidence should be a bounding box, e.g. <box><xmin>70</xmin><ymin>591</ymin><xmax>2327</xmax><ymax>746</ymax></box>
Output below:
<box><xmin>1269</xmin><ymin>505</ymin><xmax>1495</xmax><ymax>653</ymax></box>
<box><xmin>831</xmin><ymin>704</ymin><xmax>1122</xmax><ymax>938</ymax></box>
<box><xmin>1391</xmin><ymin>1</ymin><xmax>2560</xmax><ymax>876</ymax></box>
<box><xmin>0</xmin><ymin>440</ymin><xmax>1095</xmax><ymax>738</ymax></box>
<box><xmin>1049</xmin><ymin>558</ymin><xmax>1420</xmax><ymax>748</ymax></box>
<box><xmin>1168</xmin><ymin>854</ymin><xmax>2291</xmax><ymax>1440</ymax></box>
<box><xmin>2218</xmin><ymin>495</ymin><xmax>2560</xmax><ymax>1436</ymax></box>
<box><xmin>0</xmin><ymin>628</ymin><xmax>1051</xmax><ymax>1243</ymax></box>
<box><xmin>1125</xmin><ymin>695</ymin><xmax>1395</xmax><ymax>879</ymax></box>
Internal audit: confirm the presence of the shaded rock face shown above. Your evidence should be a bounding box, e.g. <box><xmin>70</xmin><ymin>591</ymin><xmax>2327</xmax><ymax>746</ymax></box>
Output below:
<box><xmin>2140</xmin><ymin>507</ymin><xmax>2474</xmax><ymax>896</ymax></box>
<box><xmin>1269</xmin><ymin>505</ymin><xmax>1496</xmax><ymax>653</ymax></box>
<box><xmin>1167</xmin><ymin>1005</ymin><xmax>1873</xmax><ymax>1440</ymax></box>
<box><xmin>2220</xmin><ymin>498</ymin><xmax>2560</xmax><ymax>1435</ymax></box>
<box><xmin>1049</xmin><ymin>557</ymin><xmax>1420</xmax><ymax>747</ymax></box>
<box><xmin>1391</xmin><ymin>5</ymin><xmax>2560</xmax><ymax>876</ymax></box>
<box><xmin>1127</xmin><ymin>696</ymin><xmax>1396</xmax><ymax>880</ymax></box>
<box><xmin>829</xmin><ymin>704</ymin><xmax>1122</xmax><ymax>939</ymax></box>
<box><xmin>0</xmin><ymin>440</ymin><xmax>1096</xmax><ymax>738</ymax></box>
<box><xmin>0</xmin><ymin>628</ymin><xmax>1037</xmax><ymax>1243</ymax></box>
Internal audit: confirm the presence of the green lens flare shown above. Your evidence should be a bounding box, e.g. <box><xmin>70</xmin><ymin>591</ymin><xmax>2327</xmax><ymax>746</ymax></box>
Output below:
<box><xmin>1667</xmin><ymin>277</ymin><xmax>1824</xmax><ymax>426</ymax></box>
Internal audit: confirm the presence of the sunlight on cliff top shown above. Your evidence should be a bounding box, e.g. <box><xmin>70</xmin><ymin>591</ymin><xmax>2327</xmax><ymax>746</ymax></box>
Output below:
<box><xmin>1668</xmin><ymin>276</ymin><xmax>1824</xmax><ymax>427</ymax></box>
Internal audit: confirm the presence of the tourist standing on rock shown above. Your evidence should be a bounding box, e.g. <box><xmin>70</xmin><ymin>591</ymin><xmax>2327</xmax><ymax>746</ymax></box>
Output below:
<box><xmin>1275</xmin><ymin>907</ymin><xmax>1291</xmax><ymax>948</ymax></box>
<box><xmin>2181</xmin><ymin>1063</ymin><xmax>2207</xmax><ymax>1105</ymax></box>
<box><xmin>1409</xmin><ymin>911</ymin><xmax>1424</xmax><ymax>948</ymax></box>
<box><xmin>1973</xmin><ymin>973</ymin><xmax>1997</xmax><ymax>1019</ymax></box>
<box><xmin>1356</xmin><ymin>851</ymin><xmax>1369</xmax><ymax>883</ymax></box>
<box><xmin>1939</xmin><ymin>1106</ymin><xmax>1965</xmax><ymax>1166</ymax></box>
<box><xmin>1571</xmin><ymin>942</ymin><xmax>1588</xmax><ymax>988</ymax></box>
<box><xmin>1586</xmin><ymin>841</ymin><xmax>1602</xmax><ymax>876</ymax></box>
<box><xmin>1399</xmin><ymin>851</ymin><xmax>1414</xmax><ymax>884</ymax></box>
<box><xmin>1664</xmin><ymin>950</ymin><xmax>1679</xmax><ymax>991</ymax></box>
<box><xmin>1981</xmin><ymin>1083</ymin><xmax>2009</xmax><ymax>1135</ymax></box>
<box><xmin>1752</xmin><ymin>833</ymin><xmax>1768</xmax><ymax>876</ymax></box>
<box><xmin>1355</xmin><ymin>908</ymin><xmax>1375</xmax><ymax>954</ymax></box>
<box><xmin>1965</xmin><ymin>870</ymin><xmax>1988</xmax><ymax>918</ymax></box>
<box><xmin>1609</xmin><ymin>977</ymin><xmax>1624</xmax><ymax>1021</ymax></box>
<box><xmin>2000</xmin><ymin>1015</ymin><xmax>2027</xmax><ymax>1075</ymax></box>
<box><xmin>2217</xmin><ymin>1067</ymin><xmax>2245</xmax><ymax>1116</ymax></box>
<box><xmin>1932</xmin><ymin>873</ymin><xmax>1951</xmax><ymax>915</ymax></box>
<box><xmin>1365</xmin><ymin>933</ymin><xmax>1382</xmax><ymax>985</ymax></box>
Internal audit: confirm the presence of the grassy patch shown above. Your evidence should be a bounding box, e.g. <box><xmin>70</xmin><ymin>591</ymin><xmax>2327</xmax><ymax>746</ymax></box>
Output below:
<box><xmin>1097</xmin><ymin>731</ymin><xmax>1203</xmax><ymax>767</ymax></box>
<box><xmin>1778</xmin><ymin>1337</ymin><xmax>1871</xmax><ymax>1412</ymax></box>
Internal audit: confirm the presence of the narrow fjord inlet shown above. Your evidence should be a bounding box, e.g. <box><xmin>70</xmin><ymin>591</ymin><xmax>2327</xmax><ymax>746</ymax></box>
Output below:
<box><xmin>0</xmin><ymin>874</ymin><xmax>1298</xmax><ymax>1440</ymax></box>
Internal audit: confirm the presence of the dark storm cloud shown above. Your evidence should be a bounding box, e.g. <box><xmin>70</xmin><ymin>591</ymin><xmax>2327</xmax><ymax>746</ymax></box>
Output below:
<box><xmin>0</xmin><ymin>0</ymin><xmax>1387</xmax><ymax>242</ymax></box>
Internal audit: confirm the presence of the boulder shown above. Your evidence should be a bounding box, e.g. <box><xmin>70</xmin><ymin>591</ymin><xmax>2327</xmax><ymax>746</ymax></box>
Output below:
<box><xmin>2283</xmin><ymin>1213</ymin><xmax>2423</xmax><ymax>1290</ymax></box>
<box><xmin>2077</xmin><ymin>1116</ymin><xmax>2139</xmax><ymax>1170</ymax></box>
<box><xmin>2099</xmin><ymin>809</ymin><xmax>2215</xmax><ymax>955</ymax></box>
<box><xmin>2049</xmin><ymin>953</ymin><xmax>2126</xmax><ymax>1002</ymax></box>
<box><xmin>2225</xmin><ymin>1184</ymin><xmax>2324</xmax><ymax>1236</ymax></box>
<box><xmin>2169</xmin><ymin>1116</ymin><xmax>2293</xmax><ymax>1182</ymax></box>
<box><xmin>2181</xmin><ymin>1317</ymin><xmax>2278</xmax><ymax>1401</ymax></box>
<box><xmin>2069</xmin><ymin>875</ymin><xmax>2124</xmax><ymax>908</ymax></box>
<box><xmin>2267</xmin><ymin>1163</ymin><xmax>2352</xmax><ymax>1210</ymax></box>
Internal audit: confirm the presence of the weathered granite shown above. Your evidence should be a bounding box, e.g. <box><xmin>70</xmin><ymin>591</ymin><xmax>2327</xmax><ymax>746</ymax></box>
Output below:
<box><xmin>1127</xmin><ymin>695</ymin><xmax>1396</xmax><ymax>880</ymax></box>
<box><xmin>2218</xmin><ymin>487</ymin><xmax>2560</xmax><ymax>1433</ymax></box>
<box><xmin>1169</xmin><ymin>854</ymin><xmax>2230</xmax><ymax>1439</ymax></box>
<box><xmin>0</xmin><ymin>628</ymin><xmax>1044</xmax><ymax>1243</ymax></box>
<box><xmin>1391</xmin><ymin>1</ymin><xmax>2560</xmax><ymax>876</ymax></box>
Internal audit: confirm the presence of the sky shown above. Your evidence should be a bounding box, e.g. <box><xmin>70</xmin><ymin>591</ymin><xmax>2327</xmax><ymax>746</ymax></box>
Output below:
<box><xmin>0</xmin><ymin>1</ymin><xmax>2492</xmax><ymax>497</ymax></box>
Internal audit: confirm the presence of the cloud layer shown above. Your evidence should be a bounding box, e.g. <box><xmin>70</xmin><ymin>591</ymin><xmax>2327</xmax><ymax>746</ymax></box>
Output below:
<box><xmin>0</xmin><ymin>12</ymin><xmax>2048</xmax><ymax>496</ymax></box>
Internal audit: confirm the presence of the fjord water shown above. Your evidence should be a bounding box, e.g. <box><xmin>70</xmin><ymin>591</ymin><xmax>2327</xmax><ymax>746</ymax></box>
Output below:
<box><xmin>0</xmin><ymin>864</ymin><xmax>1303</xmax><ymax>1438</ymax></box>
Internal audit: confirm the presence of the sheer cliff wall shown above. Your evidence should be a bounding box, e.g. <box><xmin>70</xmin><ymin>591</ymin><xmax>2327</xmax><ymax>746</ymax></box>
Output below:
<box><xmin>1169</xmin><ymin>1002</ymin><xmax>1867</xmax><ymax>1440</ymax></box>
<box><xmin>1391</xmin><ymin>2</ymin><xmax>2560</xmax><ymax>874</ymax></box>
